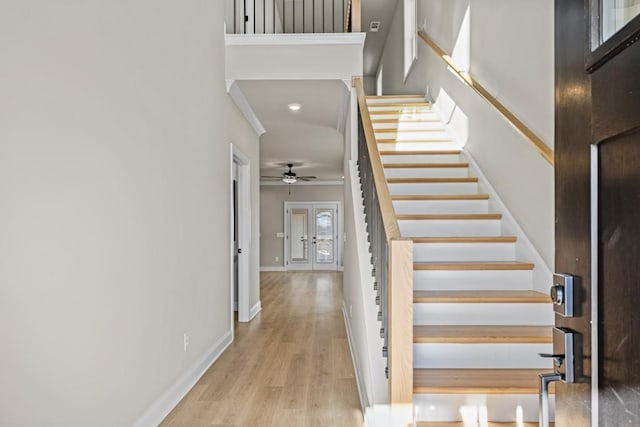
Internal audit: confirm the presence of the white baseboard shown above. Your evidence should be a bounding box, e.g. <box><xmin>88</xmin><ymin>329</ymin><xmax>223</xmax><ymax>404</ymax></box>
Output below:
<box><xmin>338</xmin><ymin>266</ymin><xmax>345</xmax><ymax>272</ymax></box>
<box><xmin>342</xmin><ymin>303</ymin><xmax>369</xmax><ymax>412</ymax></box>
<box><xmin>249</xmin><ymin>301</ymin><xmax>262</xmax><ymax>320</ymax></box>
<box><xmin>260</xmin><ymin>266</ymin><xmax>285</xmax><ymax>272</ymax></box>
<box><xmin>133</xmin><ymin>329</ymin><xmax>233</xmax><ymax>427</ymax></box>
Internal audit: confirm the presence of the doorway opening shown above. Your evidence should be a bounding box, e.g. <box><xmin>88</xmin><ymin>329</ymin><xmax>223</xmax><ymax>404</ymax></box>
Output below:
<box><xmin>231</xmin><ymin>144</ymin><xmax>251</xmax><ymax>323</ymax></box>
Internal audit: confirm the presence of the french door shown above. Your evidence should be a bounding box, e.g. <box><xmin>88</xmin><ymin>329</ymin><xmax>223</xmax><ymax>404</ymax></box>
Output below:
<box><xmin>285</xmin><ymin>202</ymin><xmax>340</xmax><ymax>271</ymax></box>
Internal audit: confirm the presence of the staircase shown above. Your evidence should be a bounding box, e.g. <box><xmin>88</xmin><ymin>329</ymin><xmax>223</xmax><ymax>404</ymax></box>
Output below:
<box><xmin>365</xmin><ymin>95</ymin><xmax>555</xmax><ymax>424</ymax></box>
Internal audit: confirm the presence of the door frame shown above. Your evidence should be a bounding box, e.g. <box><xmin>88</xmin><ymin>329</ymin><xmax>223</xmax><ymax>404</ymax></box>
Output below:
<box><xmin>230</xmin><ymin>144</ymin><xmax>251</xmax><ymax>323</ymax></box>
<box><xmin>283</xmin><ymin>201</ymin><xmax>342</xmax><ymax>272</ymax></box>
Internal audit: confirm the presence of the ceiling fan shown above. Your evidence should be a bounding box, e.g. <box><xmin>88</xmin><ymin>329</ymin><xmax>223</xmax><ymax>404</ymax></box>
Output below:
<box><xmin>261</xmin><ymin>163</ymin><xmax>317</xmax><ymax>184</ymax></box>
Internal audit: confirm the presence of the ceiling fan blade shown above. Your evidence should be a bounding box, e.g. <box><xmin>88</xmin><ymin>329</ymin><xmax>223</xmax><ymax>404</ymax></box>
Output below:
<box><xmin>298</xmin><ymin>177</ymin><xmax>317</xmax><ymax>181</ymax></box>
<box><xmin>260</xmin><ymin>176</ymin><xmax>283</xmax><ymax>179</ymax></box>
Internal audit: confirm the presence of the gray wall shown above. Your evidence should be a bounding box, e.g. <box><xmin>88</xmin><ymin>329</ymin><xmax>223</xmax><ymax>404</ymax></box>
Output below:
<box><xmin>377</xmin><ymin>0</ymin><xmax>555</xmax><ymax>267</ymax></box>
<box><xmin>229</xmin><ymin>101</ymin><xmax>261</xmax><ymax>310</ymax></box>
<box><xmin>260</xmin><ymin>185</ymin><xmax>344</xmax><ymax>268</ymax></box>
<box><xmin>0</xmin><ymin>1</ymin><xmax>232</xmax><ymax>425</ymax></box>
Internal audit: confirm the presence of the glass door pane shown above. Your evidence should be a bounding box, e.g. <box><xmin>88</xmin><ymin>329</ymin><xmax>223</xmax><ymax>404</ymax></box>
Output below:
<box><xmin>314</xmin><ymin>207</ymin><xmax>335</xmax><ymax>265</ymax></box>
<box><xmin>290</xmin><ymin>208</ymin><xmax>308</xmax><ymax>262</ymax></box>
<box><xmin>601</xmin><ymin>0</ymin><xmax>640</xmax><ymax>42</ymax></box>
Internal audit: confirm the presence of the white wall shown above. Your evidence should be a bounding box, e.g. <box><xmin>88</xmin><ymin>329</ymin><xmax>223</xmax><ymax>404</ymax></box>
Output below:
<box><xmin>378</xmin><ymin>0</ymin><xmax>555</xmax><ymax>267</ymax></box>
<box><xmin>260</xmin><ymin>185</ymin><xmax>344</xmax><ymax>268</ymax></box>
<box><xmin>0</xmin><ymin>2</ymin><xmax>231</xmax><ymax>425</ymax></box>
<box><xmin>229</xmin><ymin>101</ymin><xmax>262</xmax><ymax>311</ymax></box>
<box><xmin>341</xmin><ymin>93</ymin><xmax>389</xmax><ymax>407</ymax></box>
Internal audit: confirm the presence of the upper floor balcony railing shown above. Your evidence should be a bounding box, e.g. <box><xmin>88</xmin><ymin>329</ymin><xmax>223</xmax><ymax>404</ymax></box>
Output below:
<box><xmin>225</xmin><ymin>0</ymin><xmax>360</xmax><ymax>34</ymax></box>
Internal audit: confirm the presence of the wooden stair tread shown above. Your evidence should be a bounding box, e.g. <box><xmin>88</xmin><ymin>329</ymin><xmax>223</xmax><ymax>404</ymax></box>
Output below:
<box><xmin>414</xmin><ymin>262</ymin><xmax>534</xmax><ymax>271</ymax></box>
<box><xmin>414</xmin><ymin>290</ymin><xmax>551</xmax><ymax>303</ymax></box>
<box><xmin>393</xmin><ymin>194</ymin><xmax>488</xmax><ymax>201</ymax></box>
<box><xmin>399</xmin><ymin>214</ymin><xmax>502</xmax><ymax>220</ymax></box>
<box><xmin>388</xmin><ymin>177</ymin><xmax>478</xmax><ymax>183</ymax></box>
<box><xmin>380</xmin><ymin>150</ymin><xmax>461</xmax><ymax>155</ymax></box>
<box><xmin>416</xmin><ymin>422</ymin><xmax>552</xmax><ymax>427</ymax></box>
<box><xmin>411</xmin><ymin>236</ymin><xmax>517</xmax><ymax>243</ymax></box>
<box><xmin>384</xmin><ymin>162</ymin><xmax>469</xmax><ymax>168</ymax></box>
<box><xmin>414</xmin><ymin>325</ymin><xmax>552</xmax><ymax>343</ymax></box>
<box><xmin>414</xmin><ymin>368</ymin><xmax>554</xmax><ymax>394</ymax></box>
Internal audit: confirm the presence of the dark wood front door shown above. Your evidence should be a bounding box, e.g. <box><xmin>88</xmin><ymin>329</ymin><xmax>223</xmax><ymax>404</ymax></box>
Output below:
<box><xmin>555</xmin><ymin>1</ymin><xmax>640</xmax><ymax>426</ymax></box>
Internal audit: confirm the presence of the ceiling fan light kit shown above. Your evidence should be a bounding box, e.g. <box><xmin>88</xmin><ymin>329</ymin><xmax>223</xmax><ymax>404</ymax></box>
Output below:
<box><xmin>261</xmin><ymin>163</ymin><xmax>317</xmax><ymax>185</ymax></box>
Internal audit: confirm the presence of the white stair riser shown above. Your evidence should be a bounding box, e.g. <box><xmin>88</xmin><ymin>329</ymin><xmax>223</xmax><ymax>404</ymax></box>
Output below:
<box><xmin>384</xmin><ymin>167</ymin><xmax>469</xmax><ymax>179</ymax></box>
<box><xmin>414</xmin><ymin>343</ymin><xmax>553</xmax><ymax>369</ymax></box>
<box><xmin>413</xmin><ymin>242</ymin><xmax>516</xmax><ymax>262</ymax></box>
<box><xmin>414</xmin><ymin>270</ymin><xmax>533</xmax><ymax>291</ymax></box>
<box><xmin>366</xmin><ymin>97</ymin><xmax>426</xmax><ymax>104</ymax></box>
<box><xmin>414</xmin><ymin>303</ymin><xmax>554</xmax><ymax>326</ymax></box>
<box><xmin>367</xmin><ymin>105</ymin><xmax>432</xmax><ymax>112</ymax></box>
<box><xmin>399</xmin><ymin>219</ymin><xmax>501</xmax><ymax>237</ymax></box>
<box><xmin>393</xmin><ymin>199</ymin><xmax>489</xmax><ymax>214</ymax></box>
<box><xmin>389</xmin><ymin>182</ymin><xmax>478</xmax><ymax>195</ymax></box>
<box><xmin>370</xmin><ymin>112</ymin><xmax>440</xmax><ymax>120</ymax></box>
<box><xmin>414</xmin><ymin>393</ymin><xmax>554</xmax><ymax>422</ymax></box>
<box><xmin>381</xmin><ymin>154</ymin><xmax>462</xmax><ymax>163</ymax></box>
<box><xmin>378</xmin><ymin>142</ymin><xmax>459</xmax><ymax>151</ymax></box>
<box><xmin>372</xmin><ymin>122</ymin><xmax>444</xmax><ymax>130</ymax></box>
<box><xmin>375</xmin><ymin>130</ymin><xmax>450</xmax><ymax>140</ymax></box>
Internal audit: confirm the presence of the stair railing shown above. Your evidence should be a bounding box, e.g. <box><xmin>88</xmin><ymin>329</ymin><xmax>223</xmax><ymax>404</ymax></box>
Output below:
<box><xmin>227</xmin><ymin>0</ymin><xmax>354</xmax><ymax>34</ymax></box>
<box><xmin>418</xmin><ymin>30</ymin><xmax>555</xmax><ymax>166</ymax></box>
<box><xmin>353</xmin><ymin>77</ymin><xmax>413</xmax><ymax>405</ymax></box>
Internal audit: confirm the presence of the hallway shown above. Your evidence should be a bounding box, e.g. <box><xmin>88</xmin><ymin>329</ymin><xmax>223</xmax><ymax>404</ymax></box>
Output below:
<box><xmin>161</xmin><ymin>272</ymin><xmax>363</xmax><ymax>426</ymax></box>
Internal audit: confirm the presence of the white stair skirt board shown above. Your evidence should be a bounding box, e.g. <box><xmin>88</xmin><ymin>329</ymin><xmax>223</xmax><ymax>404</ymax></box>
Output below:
<box><xmin>413</xmin><ymin>270</ymin><xmax>533</xmax><ymax>291</ymax></box>
<box><xmin>412</xmin><ymin>242</ymin><xmax>516</xmax><ymax>262</ymax></box>
<box><xmin>413</xmin><ymin>303</ymin><xmax>554</xmax><ymax>326</ymax></box>
<box><xmin>413</xmin><ymin>343</ymin><xmax>553</xmax><ymax>369</ymax></box>
<box><xmin>413</xmin><ymin>393</ymin><xmax>555</xmax><ymax>423</ymax></box>
<box><xmin>392</xmin><ymin>199</ymin><xmax>489</xmax><ymax>214</ymax></box>
<box><xmin>388</xmin><ymin>182</ymin><xmax>478</xmax><ymax>196</ymax></box>
<box><xmin>383</xmin><ymin>167</ymin><xmax>469</xmax><ymax>179</ymax></box>
<box><xmin>398</xmin><ymin>218</ymin><xmax>502</xmax><ymax>237</ymax></box>
<box><xmin>381</xmin><ymin>153</ymin><xmax>462</xmax><ymax>163</ymax></box>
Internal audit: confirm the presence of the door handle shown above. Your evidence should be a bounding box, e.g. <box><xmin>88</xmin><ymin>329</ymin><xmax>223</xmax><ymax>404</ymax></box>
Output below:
<box><xmin>539</xmin><ymin>372</ymin><xmax>562</xmax><ymax>427</ymax></box>
<box><xmin>538</xmin><ymin>327</ymin><xmax>580</xmax><ymax>427</ymax></box>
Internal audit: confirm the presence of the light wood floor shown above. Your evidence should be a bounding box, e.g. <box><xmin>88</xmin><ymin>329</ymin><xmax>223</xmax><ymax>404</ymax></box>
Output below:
<box><xmin>161</xmin><ymin>271</ymin><xmax>363</xmax><ymax>427</ymax></box>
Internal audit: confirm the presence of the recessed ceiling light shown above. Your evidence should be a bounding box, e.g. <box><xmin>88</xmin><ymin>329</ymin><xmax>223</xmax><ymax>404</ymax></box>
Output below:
<box><xmin>288</xmin><ymin>103</ymin><xmax>301</xmax><ymax>112</ymax></box>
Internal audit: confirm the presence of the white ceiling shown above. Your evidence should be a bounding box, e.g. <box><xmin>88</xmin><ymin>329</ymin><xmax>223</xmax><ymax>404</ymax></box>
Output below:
<box><xmin>235</xmin><ymin>1</ymin><xmax>399</xmax><ymax>183</ymax></box>
<box><xmin>237</xmin><ymin>80</ymin><xmax>348</xmax><ymax>182</ymax></box>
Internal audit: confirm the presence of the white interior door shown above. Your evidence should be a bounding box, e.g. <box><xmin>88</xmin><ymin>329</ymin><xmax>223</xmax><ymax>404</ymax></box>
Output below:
<box><xmin>285</xmin><ymin>202</ymin><xmax>340</xmax><ymax>271</ymax></box>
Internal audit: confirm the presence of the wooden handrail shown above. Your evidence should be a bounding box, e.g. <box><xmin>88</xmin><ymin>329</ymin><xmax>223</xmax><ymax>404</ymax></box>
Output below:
<box><xmin>353</xmin><ymin>76</ymin><xmax>413</xmax><ymax>407</ymax></box>
<box><xmin>353</xmin><ymin>76</ymin><xmax>401</xmax><ymax>241</ymax></box>
<box><xmin>418</xmin><ymin>30</ymin><xmax>555</xmax><ymax>166</ymax></box>
<box><xmin>344</xmin><ymin>0</ymin><xmax>352</xmax><ymax>32</ymax></box>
